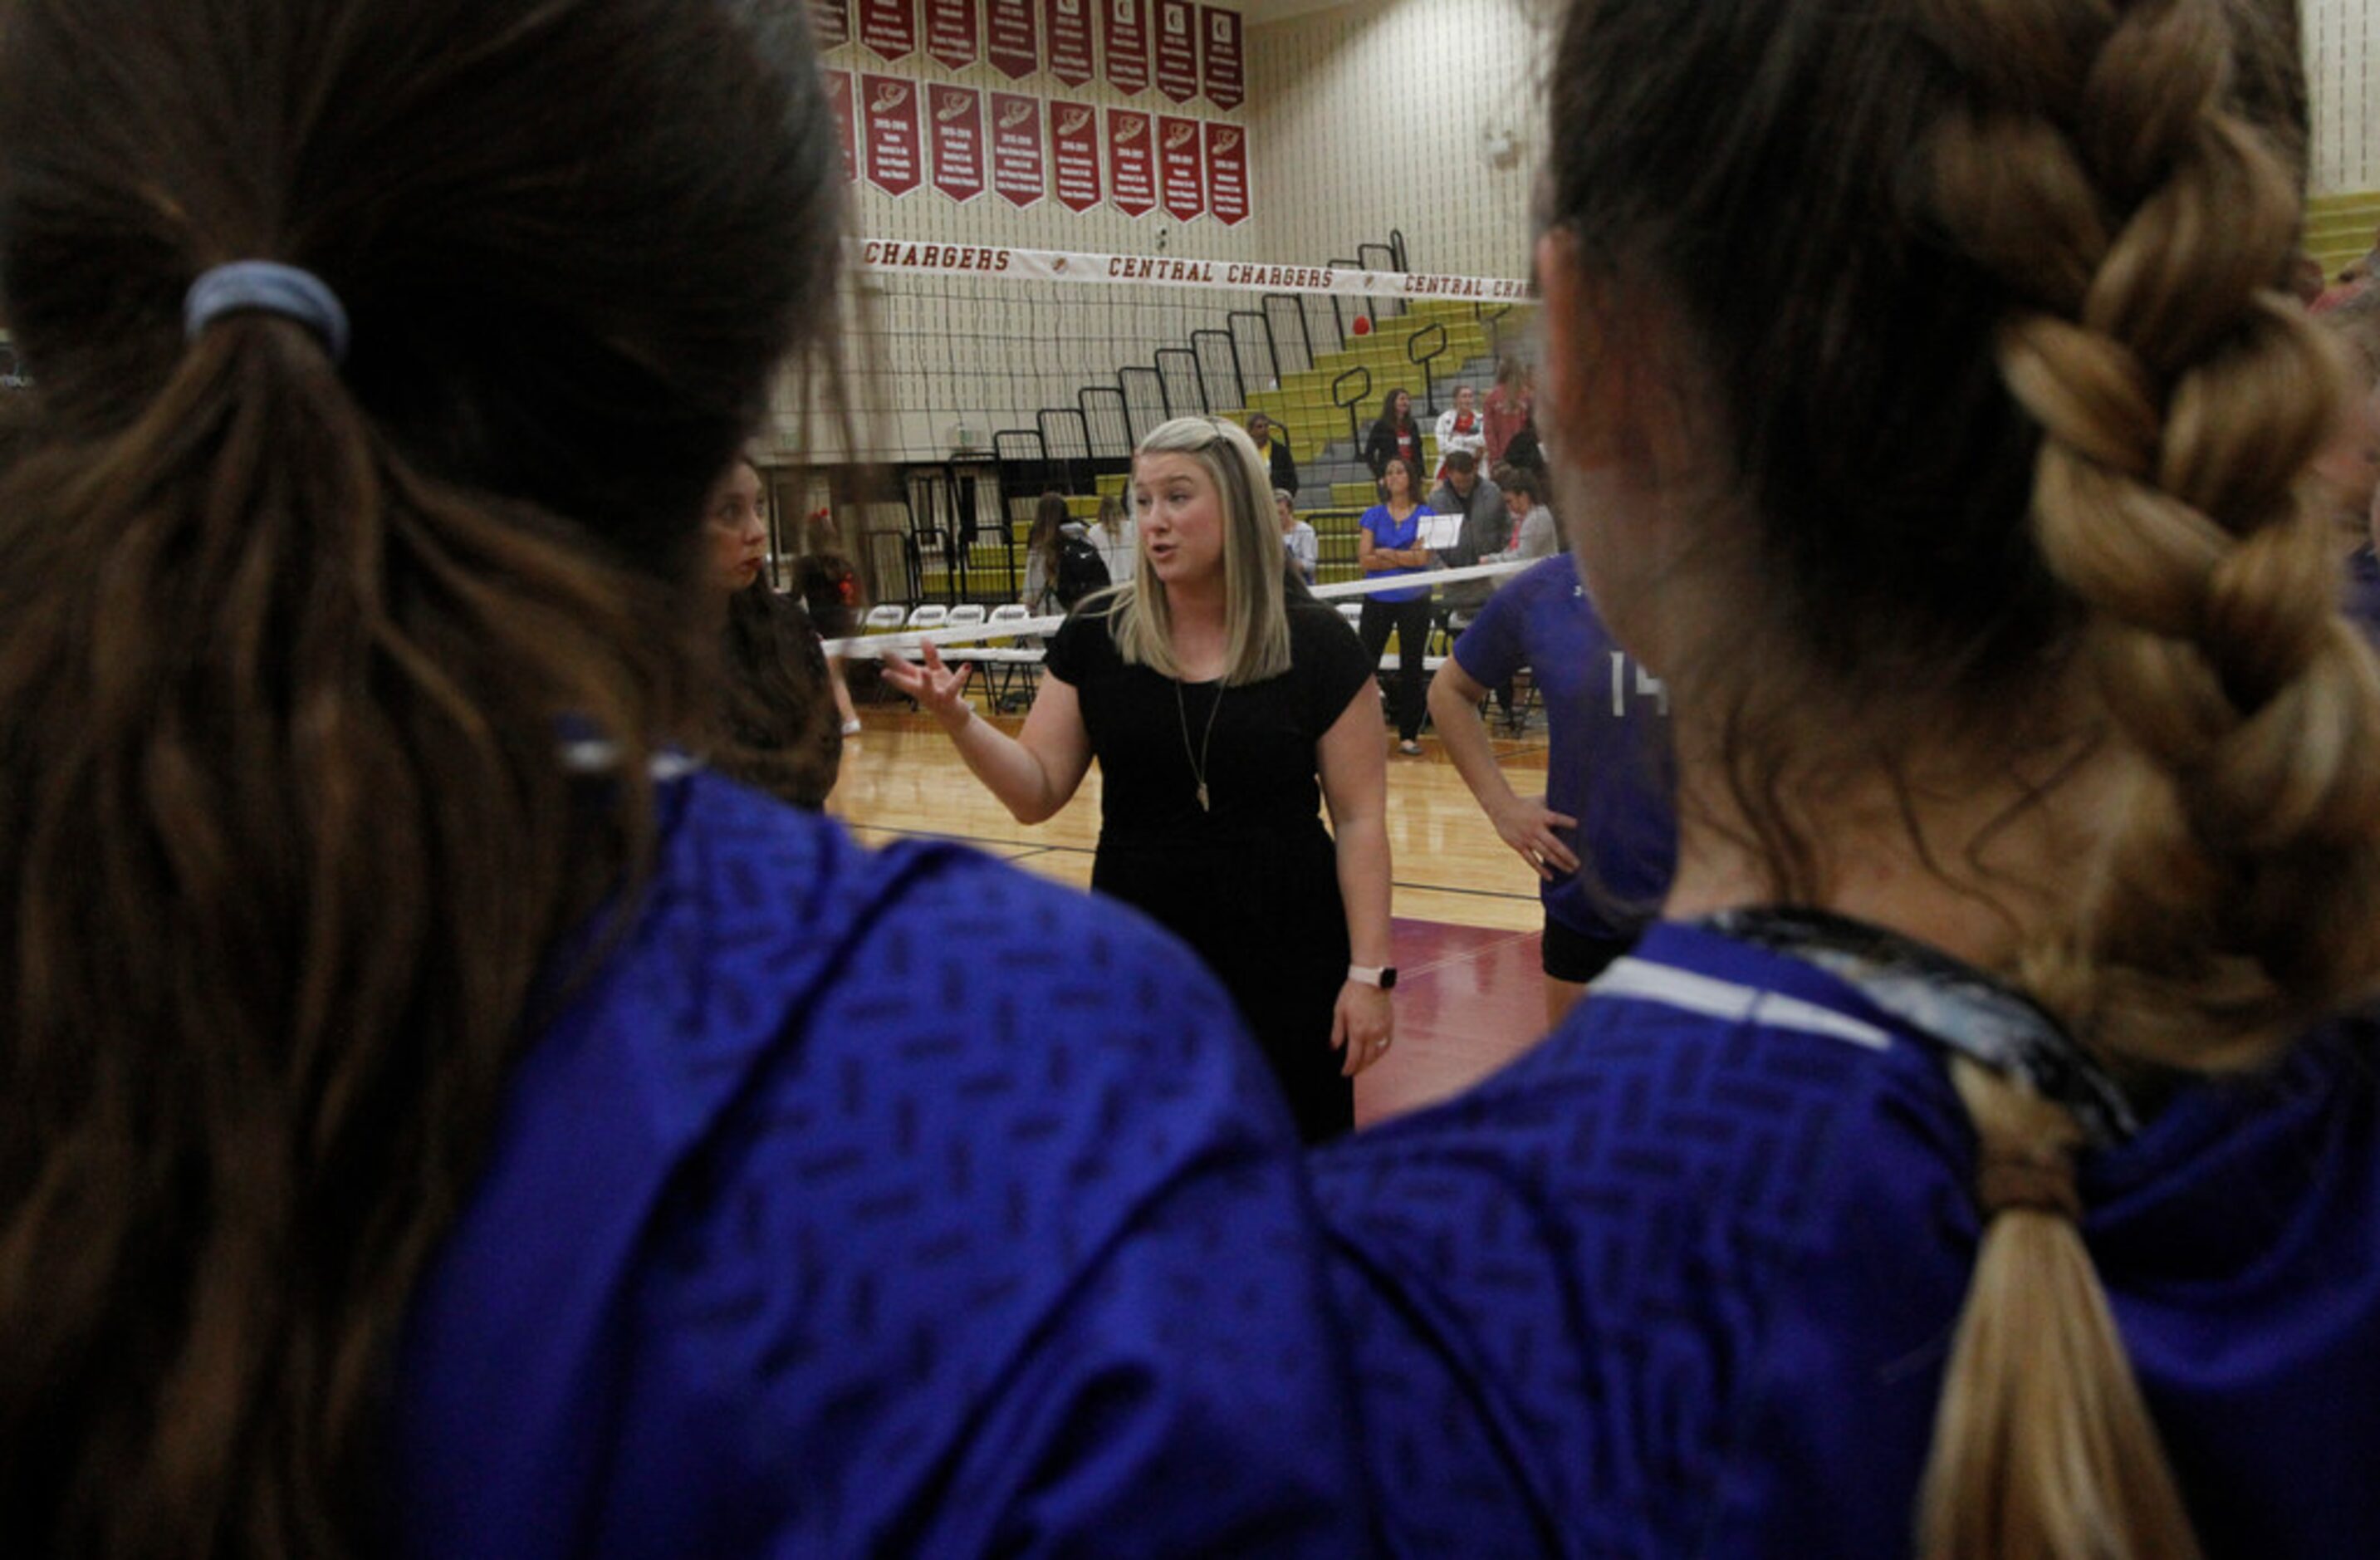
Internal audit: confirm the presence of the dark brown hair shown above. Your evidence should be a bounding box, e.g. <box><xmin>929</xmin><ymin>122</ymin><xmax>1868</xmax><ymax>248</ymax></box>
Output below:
<box><xmin>0</xmin><ymin>0</ymin><xmax>842</xmax><ymax>1553</ymax></box>
<box><xmin>719</xmin><ymin>579</ymin><xmax>845</xmax><ymax>810</ymax></box>
<box><xmin>1378</xmin><ymin>385</ymin><xmax>1414</xmax><ymax>430</ymax></box>
<box><xmin>1030</xmin><ymin>488</ymin><xmax>1073</xmax><ymax>578</ymax></box>
<box><xmin>1492</xmin><ymin>463</ymin><xmax>1540</xmax><ymax>503</ymax></box>
<box><xmin>1545</xmin><ymin>0</ymin><xmax>2379</xmax><ymax>1553</ymax></box>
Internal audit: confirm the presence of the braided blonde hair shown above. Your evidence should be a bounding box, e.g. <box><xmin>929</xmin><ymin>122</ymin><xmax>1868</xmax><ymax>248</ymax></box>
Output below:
<box><xmin>1908</xmin><ymin>0</ymin><xmax>2380</xmax><ymax>1549</ymax></box>
<box><xmin>1545</xmin><ymin>0</ymin><xmax>2380</xmax><ymax>1552</ymax></box>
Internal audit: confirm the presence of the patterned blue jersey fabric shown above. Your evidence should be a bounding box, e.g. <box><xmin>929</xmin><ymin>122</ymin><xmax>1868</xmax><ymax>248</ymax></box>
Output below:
<box><xmin>1449</xmin><ymin>557</ymin><xmax>1675</xmax><ymax>940</ymax></box>
<box><xmin>394</xmin><ymin>772</ymin><xmax>1371</xmax><ymax>1558</ymax></box>
<box><xmin>1313</xmin><ymin>920</ymin><xmax>2380</xmax><ymax>1557</ymax></box>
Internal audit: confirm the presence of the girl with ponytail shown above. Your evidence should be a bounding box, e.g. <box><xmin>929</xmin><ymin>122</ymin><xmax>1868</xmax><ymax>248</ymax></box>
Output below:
<box><xmin>1314</xmin><ymin>0</ymin><xmax>2380</xmax><ymax>1553</ymax></box>
<box><xmin>0</xmin><ymin>2</ymin><xmax>1364</xmax><ymax>1554</ymax></box>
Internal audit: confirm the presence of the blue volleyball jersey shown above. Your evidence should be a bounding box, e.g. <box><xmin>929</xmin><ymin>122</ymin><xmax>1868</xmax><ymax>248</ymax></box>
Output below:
<box><xmin>1450</xmin><ymin>556</ymin><xmax>1676</xmax><ymax>940</ymax></box>
<box><xmin>1313</xmin><ymin>920</ymin><xmax>2380</xmax><ymax>1557</ymax></box>
<box><xmin>1358</xmin><ymin>504</ymin><xmax>1431</xmax><ymax>602</ymax></box>
<box><xmin>395</xmin><ymin>772</ymin><xmax>1369</xmax><ymax>1558</ymax></box>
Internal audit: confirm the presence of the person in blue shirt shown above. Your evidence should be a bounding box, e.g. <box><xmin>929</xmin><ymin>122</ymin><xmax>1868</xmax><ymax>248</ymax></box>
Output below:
<box><xmin>0</xmin><ymin>2</ymin><xmax>1369</xmax><ymax>1553</ymax></box>
<box><xmin>1357</xmin><ymin>456</ymin><xmax>1436</xmax><ymax>756</ymax></box>
<box><xmin>1316</xmin><ymin>0</ymin><xmax>2380</xmax><ymax>1554</ymax></box>
<box><xmin>1426</xmin><ymin>556</ymin><xmax>1676</xmax><ymax>1028</ymax></box>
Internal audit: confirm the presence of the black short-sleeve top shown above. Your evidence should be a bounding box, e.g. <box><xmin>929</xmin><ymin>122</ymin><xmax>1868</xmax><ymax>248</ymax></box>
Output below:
<box><xmin>1044</xmin><ymin>598</ymin><xmax>1375</xmax><ymax>847</ymax></box>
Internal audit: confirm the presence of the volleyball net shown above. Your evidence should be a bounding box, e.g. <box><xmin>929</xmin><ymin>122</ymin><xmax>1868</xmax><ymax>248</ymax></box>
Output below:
<box><xmin>771</xmin><ymin>237</ymin><xmax>1541</xmax><ymax>611</ymax></box>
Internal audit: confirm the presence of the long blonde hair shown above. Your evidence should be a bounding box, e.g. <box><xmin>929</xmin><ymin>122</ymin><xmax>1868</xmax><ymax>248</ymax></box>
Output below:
<box><xmin>1103</xmin><ymin>417</ymin><xmax>1292</xmax><ymax>685</ymax></box>
<box><xmin>1545</xmin><ymin>0</ymin><xmax>2376</xmax><ymax>1553</ymax></box>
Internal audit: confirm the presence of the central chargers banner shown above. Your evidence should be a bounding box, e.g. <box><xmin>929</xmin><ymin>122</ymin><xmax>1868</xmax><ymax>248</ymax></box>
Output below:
<box><xmin>852</xmin><ymin>239</ymin><xmax>1538</xmax><ymax>302</ymax></box>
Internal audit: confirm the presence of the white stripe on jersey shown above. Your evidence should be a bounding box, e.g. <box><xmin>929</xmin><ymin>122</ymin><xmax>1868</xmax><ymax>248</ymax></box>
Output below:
<box><xmin>1589</xmin><ymin>957</ymin><xmax>1894</xmax><ymax>1052</ymax></box>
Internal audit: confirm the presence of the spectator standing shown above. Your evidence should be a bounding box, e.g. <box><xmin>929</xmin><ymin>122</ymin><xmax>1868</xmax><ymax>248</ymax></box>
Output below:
<box><xmin>1088</xmin><ymin>490</ymin><xmax>1138</xmax><ymax>587</ymax></box>
<box><xmin>1356</xmin><ymin>456</ymin><xmax>1434</xmax><ymax>757</ymax></box>
<box><xmin>1432</xmin><ymin>384</ymin><xmax>1488</xmax><ymax>480</ymax></box>
<box><xmin>1247</xmin><ymin>410</ymin><xmax>1299</xmax><ymax>497</ymax></box>
<box><xmin>1482</xmin><ymin>358</ymin><xmax>1534</xmax><ymax>468</ymax></box>
<box><xmin>1362</xmin><ymin>385</ymin><xmax>1424</xmax><ymax>481</ymax></box>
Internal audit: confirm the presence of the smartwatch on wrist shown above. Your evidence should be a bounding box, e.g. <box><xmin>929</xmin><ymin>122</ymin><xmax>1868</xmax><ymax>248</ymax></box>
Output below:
<box><xmin>1347</xmin><ymin>964</ymin><xmax>1398</xmax><ymax>990</ymax></box>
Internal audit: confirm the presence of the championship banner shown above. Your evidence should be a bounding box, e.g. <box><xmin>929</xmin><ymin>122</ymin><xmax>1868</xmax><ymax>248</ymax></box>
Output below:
<box><xmin>1104</xmin><ymin>0</ymin><xmax>1150</xmax><ymax>95</ymax></box>
<box><xmin>815</xmin><ymin>0</ymin><xmax>852</xmax><ymax>48</ymax></box>
<box><xmin>991</xmin><ymin>91</ymin><xmax>1046</xmax><ymax>208</ymax></box>
<box><xmin>1205</xmin><ymin>120</ymin><xmax>1248</xmax><ymax>225</ymax></box>
<box><xmin>1050</xmin><ymin>102</ymin><xmax>1102</xmax><ymax>212</ymax></box>
<box><xmin>827</xmin><ymin>69</ymin><xmax>859</xmax><ymax>184</ymax></box>
<box><xmin>852</xmin><ymin>238</ymin><xmax>1538</xmax><ymax>302</ymax></box>
<box><xmin>987</xmin><ymin>0</ymin><xmax>1039</xmax><ymax>76</ymax></box>
<box><xmin>1106</xmin><ymin>107</ymin><xmax>1155</xmax><ymax>217</ymax></box>
<box><xmin>928</xmin><ymin>84</ymin><xmax>986</xmax><ymax>203</ymax></box>
<box><xmin>1202</xmin><ymin>5</ymin><xmax>1242</xmax><ymax>109</ymax></box>
<box><xmin>859</xmin><ymin>0</ymin><xmax>918</xmax><ymax>59</ymax></box>
<box><xmin>1155</xmin><ymin>0</ymin><xmax>1197</xmax><ymax>103</ymax></box>
<box><xmin>1045</xmin><ymin>0</ymin><xmax>1095</xmax><ymax>86</ymax></box>
<box><xmin>1158</xmin><ymin>114</ymin><xmax>1203</xmax><ymax>221</ymax></box>
<box><xmin>861</xmin><ymin>74</ymin><xmax>923</xmax><ymax>196</ymax></box>
<box><xmin>925</xmin><ymin>0</ymin><xmax>979</xmax><ymax>70</ymax></box>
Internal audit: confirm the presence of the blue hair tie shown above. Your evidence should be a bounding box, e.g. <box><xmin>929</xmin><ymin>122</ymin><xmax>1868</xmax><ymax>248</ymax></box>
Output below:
<box><xmin>183</xmin><ymin>261</ymin><xmax>351</xmax><ymax>363</ymax></box>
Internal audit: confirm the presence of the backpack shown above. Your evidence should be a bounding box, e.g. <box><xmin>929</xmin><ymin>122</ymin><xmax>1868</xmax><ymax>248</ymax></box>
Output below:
<box><xmin>1053</xmin><ymin>534</ymin><xmax>1111</xmax><ymax>609</ymax></box>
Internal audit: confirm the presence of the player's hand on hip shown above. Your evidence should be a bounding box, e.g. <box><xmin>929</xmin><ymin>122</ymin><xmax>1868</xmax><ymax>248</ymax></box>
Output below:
<box><xmin>1491</xmin><ymin>795</ymin><xmax>1580</xmax><ymax>881</ymax></box>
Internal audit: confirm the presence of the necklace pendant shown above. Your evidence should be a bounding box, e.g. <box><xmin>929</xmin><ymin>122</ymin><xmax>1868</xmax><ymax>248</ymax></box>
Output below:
<box><xmin>1196</xmin><ymin>782</ymin><xmax>1210</xmax><ymax>812</ymax></box>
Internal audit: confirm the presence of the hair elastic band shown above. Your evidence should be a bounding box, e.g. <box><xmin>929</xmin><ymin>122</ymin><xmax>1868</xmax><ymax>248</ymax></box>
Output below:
<box><xmin>183</xmin><ymin>261</ymin><xmax>351</xmax><ymax>363</ymax></box>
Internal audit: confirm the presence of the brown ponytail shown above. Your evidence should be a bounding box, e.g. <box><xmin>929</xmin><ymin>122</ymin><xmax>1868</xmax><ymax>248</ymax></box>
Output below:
<box><xmin>0</xmin><ymin>0</ymin><xmax>844</xmax><ymax>1552</ymax></box>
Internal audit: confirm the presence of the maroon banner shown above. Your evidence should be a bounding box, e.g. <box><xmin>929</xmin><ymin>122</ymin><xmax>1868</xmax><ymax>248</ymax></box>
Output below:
<box><xmin>859</xmin><ymin>0</ymin><xmax>917</xmax><ymax>58</ymax></box>
<box><xmin>827</xmin><ymin>69</ymin><xmax>859</xmax><ymax>184</ymax></box>
<box><xmin>861</xmin><ymin>73</ymin><xmax>923</xmax><ymax>196</ymax></box>
<box><xmin>928</xmin><ymin>85</ymin><xmax>986</xmax><ymax>202</ymax></box>
<box><xmin>814</xmin><ymin>0</ymin><xmax>851</xmax><ymax>47</ymax></box>
<box><xmin>986</xmin><ymin>0</ymin><xmax>1038</xmax><ymax>76</ymax></box>
<box><xmin>1104</xmin><ymin>0</ymin><xmax>1150</xmax><ymax>95</ymax></box>
<box><xmin>1050</xmin><ymin>101</ymin><xmax>1102</xmax><ymax>212</ymax></box>
<box><xmin>1106</xmin><ymin>107</ymin><xmax>1155</xmax><ymax>217</ymax></box>
<box><xmin>924</xmin><ymin>0</ymin><xmax>979</xmax><ymax>69</ymax></box>
<box><xmin>1158</xmin><ymin>114</ymin><xmax>1203</xmax><ymax>221</ymax></box>
<box><xmin>991</xmin><ymin>91</ymin><xmax>1046</xmax><ymax>208</ymax></box>
<box><xmin>1204</xmin><ymin>119</ymin><xmax>1248</xmax><ymax>225</ymax></box>
<box><xmin>1155</xmin><ymin>0</ymin><xmax>1197</xmax><ymax>102</ymax></box>
<box><xmin>1202</xmin><ymin>5</ymin><xmax>1242</xmax><ymax>110</ymax></box>
<box><xmin>1045</xmin><ymin>0</ymin><xmax>1095</xmax><ymax>86</ymax></box>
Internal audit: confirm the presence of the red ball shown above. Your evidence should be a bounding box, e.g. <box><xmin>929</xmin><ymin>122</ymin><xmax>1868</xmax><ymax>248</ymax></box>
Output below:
<box><xmin>1351</xmin><ymin>316</ymin><xmax>1373</xmax><ymax>336</ymax></box>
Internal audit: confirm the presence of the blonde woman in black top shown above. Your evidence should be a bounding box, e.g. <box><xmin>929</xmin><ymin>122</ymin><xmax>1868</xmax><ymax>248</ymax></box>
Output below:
<box><xmin>889</xmin><ymin>417</ymin><xmax>1393</xmax><ymax>1141</ymax></box>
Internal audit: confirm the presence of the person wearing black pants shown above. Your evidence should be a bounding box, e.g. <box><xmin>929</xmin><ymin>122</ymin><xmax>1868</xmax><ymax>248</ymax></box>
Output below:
<box><xmin>1356</xmin><ymin>456</ymin><xmax>1435</xmax><ymax>756</ymax></box>
<box><xmin>1359</xmin><ymin>594</ymin><xmax>1434</xmax><ymax>753</ymax></box>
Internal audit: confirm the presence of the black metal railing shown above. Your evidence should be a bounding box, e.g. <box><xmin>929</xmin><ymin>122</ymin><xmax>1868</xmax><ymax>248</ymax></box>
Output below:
<box><xmin>1331</xmin><ymin>365</ymin><xmax>1374</xmax><ymax>442</ymax></box>
<box><xmin>1408</xmin><ymin>321</ymin><xmax>1448</xmax><ymax>414</ymax></box>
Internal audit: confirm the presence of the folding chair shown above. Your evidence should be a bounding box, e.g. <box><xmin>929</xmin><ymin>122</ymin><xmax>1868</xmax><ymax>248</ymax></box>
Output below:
<box><xmin>984</xmin><ymin>603</ymin><xmax>1037</xmax><ymax>712</ymax></box>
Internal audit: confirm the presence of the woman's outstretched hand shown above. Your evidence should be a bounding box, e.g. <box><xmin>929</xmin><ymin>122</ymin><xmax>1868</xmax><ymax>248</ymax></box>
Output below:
<box><xmin>880</xmin><ymin>640</ymin><xmax>975</xmax><ymax>733</ymax></box>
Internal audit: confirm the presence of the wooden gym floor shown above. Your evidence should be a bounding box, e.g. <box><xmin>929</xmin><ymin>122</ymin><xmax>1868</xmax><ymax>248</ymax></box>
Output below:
<box><xmin>830</xmin><ymin>707</ymin><xmax>1558</xmax><ymax>1127</ymax></box>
